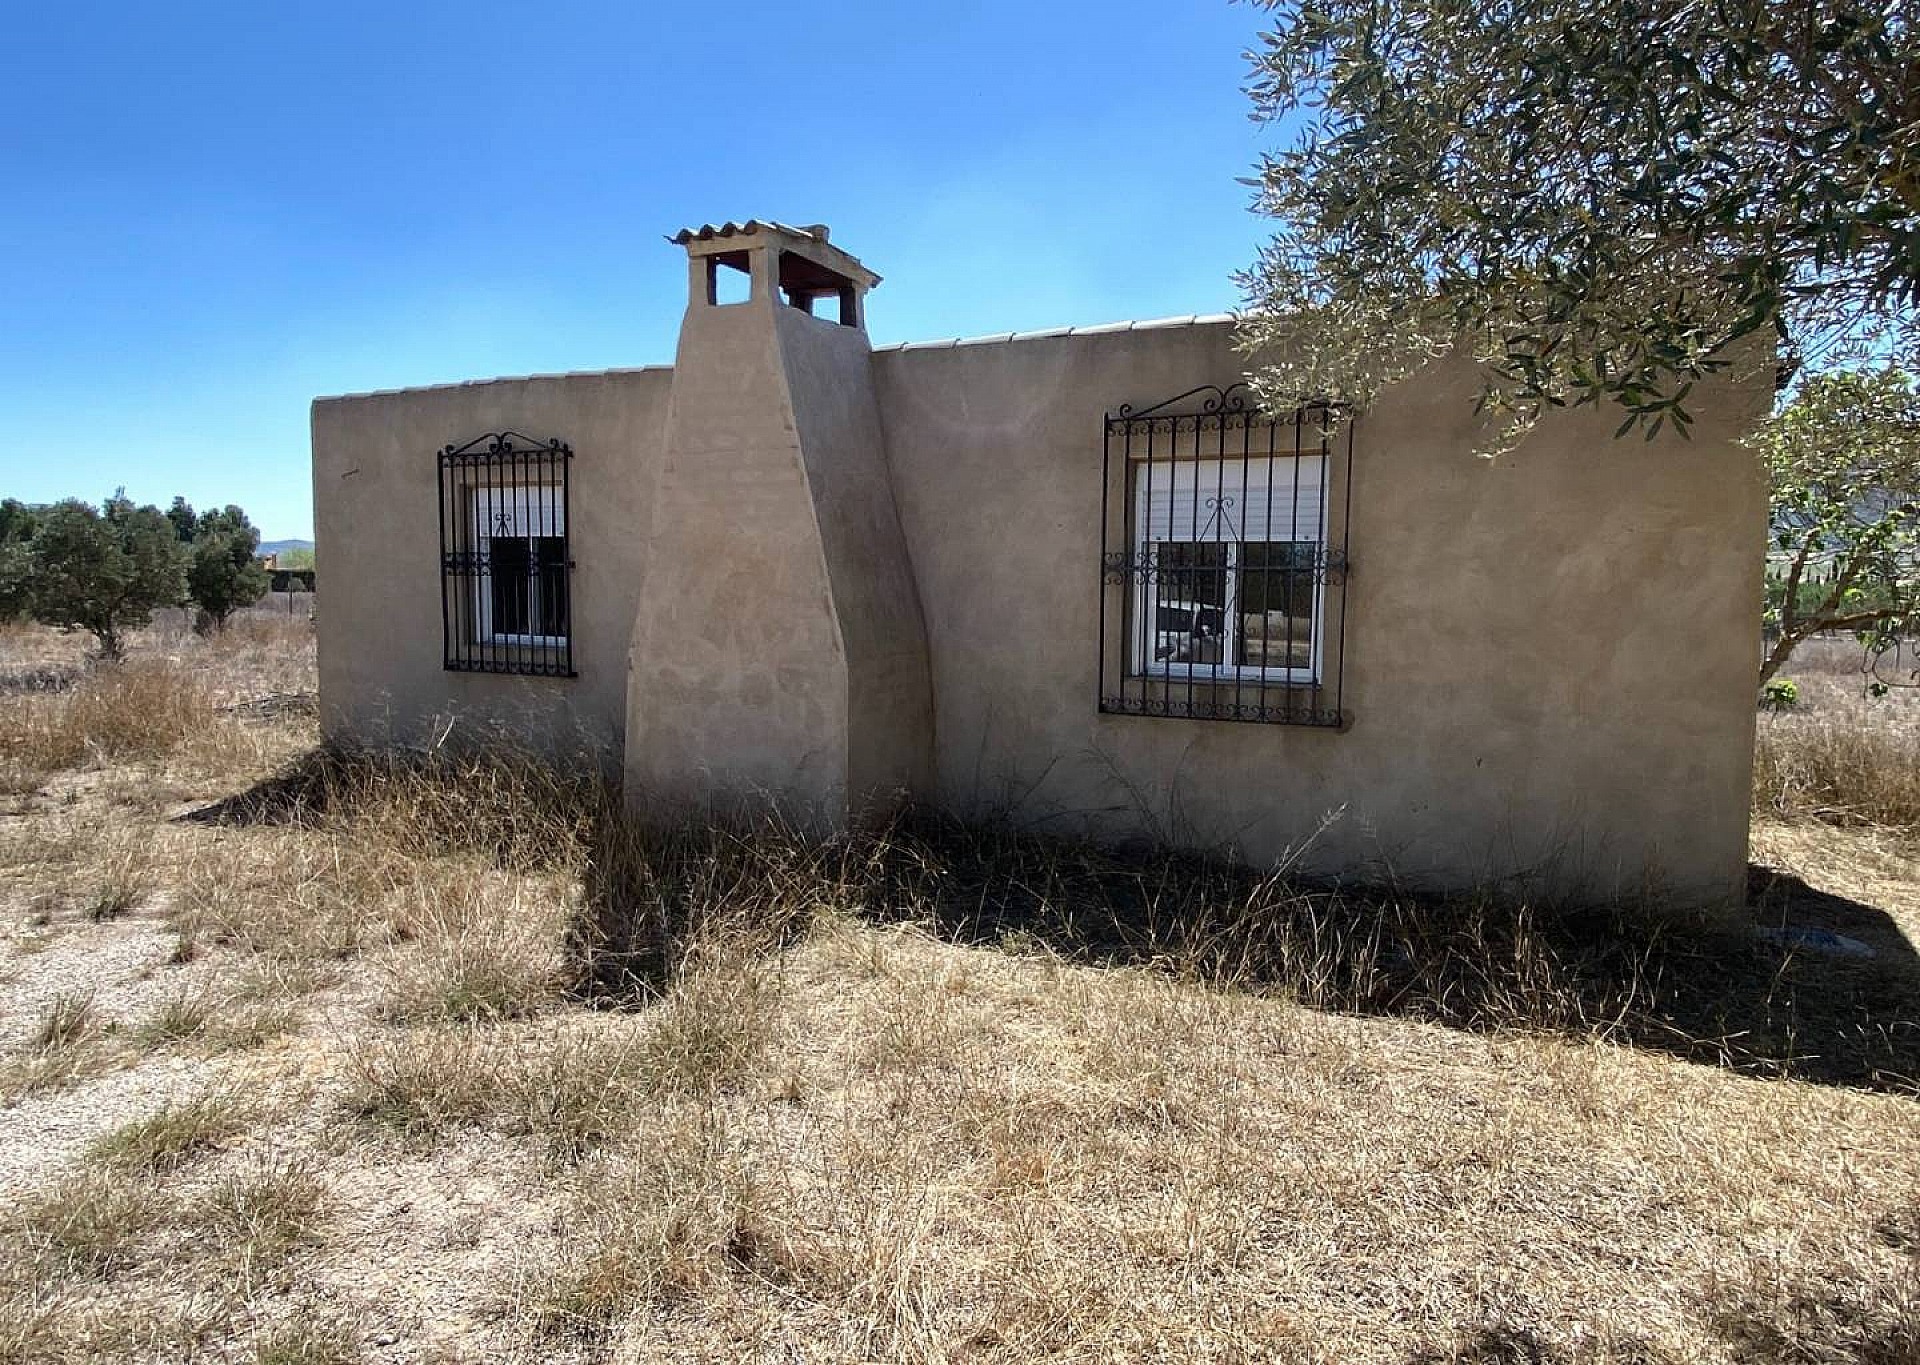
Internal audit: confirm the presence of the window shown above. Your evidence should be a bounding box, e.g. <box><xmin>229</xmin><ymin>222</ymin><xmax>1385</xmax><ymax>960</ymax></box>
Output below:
<box><xmin>1132</xmin><ymin>458</ymin><xmax>1323</xmax><ymax>682</ymax></box>
<box><xmin>437</xmin><ymin>433</ymin><xmax>575</xmax><ymax>677</ymax></box>
<box><xmin>474</xmin><ymin>486</ymin><xmax>568</xmax><ymax>644</ymax></box>
<box><xmin>1099</xmin><ymin>385</ymin><xmax>1350</xmax><ymax>726</ymax></box>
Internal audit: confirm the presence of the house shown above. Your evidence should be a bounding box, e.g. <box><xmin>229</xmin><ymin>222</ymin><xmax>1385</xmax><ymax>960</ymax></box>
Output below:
<box><xmin>311</xmin><ymin>221</ymin><xmax>1769</xmax><ymax>903</ymax></box>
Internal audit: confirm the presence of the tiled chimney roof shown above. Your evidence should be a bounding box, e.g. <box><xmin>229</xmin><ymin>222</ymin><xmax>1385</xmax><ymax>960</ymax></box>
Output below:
<box><xmin>669</xmin><ymin>220</ymin><xmax>831</xmax><ymax>246</ymax></box>
<box><xmin>667</xmin><ymin>220</ymin><xmax>880</xmax><ymax>289</ymax></box>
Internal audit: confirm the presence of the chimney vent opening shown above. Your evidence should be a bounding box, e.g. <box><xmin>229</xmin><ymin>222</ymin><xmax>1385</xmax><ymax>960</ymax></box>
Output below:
<box><xmin>706</xmin><ymin>251</ymin><xmax>752</xmax><ymax>306</ymax></box>
<box><xmin>778</xmin><ymin>250</ymin><xmax>860</xmax><ymax>327</ymax></box>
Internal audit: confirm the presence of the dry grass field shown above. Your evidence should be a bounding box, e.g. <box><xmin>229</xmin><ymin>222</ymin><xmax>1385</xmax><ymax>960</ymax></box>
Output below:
<box><xmin>1</xmin><ymin>616</ymin><xmax>1917</xmax><ymax>1364</ymax></box>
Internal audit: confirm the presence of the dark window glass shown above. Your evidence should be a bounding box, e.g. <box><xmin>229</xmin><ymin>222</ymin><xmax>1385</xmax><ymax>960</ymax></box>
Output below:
<box><xmin>490</xmin><ymin>537</ymin><xmax>532</xmax><ymax>636</ymax></box>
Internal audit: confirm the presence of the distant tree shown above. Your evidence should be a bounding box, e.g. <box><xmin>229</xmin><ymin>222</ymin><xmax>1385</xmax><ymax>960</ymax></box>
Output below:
<box><xmin>275</xmin><ymin>546</ymin><xmax>316</xmax><ymax>572</ymax></box>
<box><xmin>0</xmin><ymin>499</ymin><xmax>39</xmax><ymax>620</ymax></box>
<box><xmin>1238</xmin><ymin>0</ymin><xmax>1917</xmax><ymax>449</ymax></box>
<box><xmin>165</xmin><ymin>496</ymin><xmax>198</xmax><ymax>544</ymax></box>
<box><xmin>26</xmin><ymin>493</ymin><xmax>187</xmax><ymax>660</ymax></box>
<box><xmin>1755</xmin><ymin>369</ymin><xmax>1920</xmax><ymax>687</ymax></box>
<box><xmin>184</xmin><ymin>504</ymin><xmax>270</xmax><ymax>632</ymax></box>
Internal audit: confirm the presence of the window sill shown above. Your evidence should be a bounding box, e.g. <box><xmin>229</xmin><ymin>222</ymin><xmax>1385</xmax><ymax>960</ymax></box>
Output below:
<box><xmin>1103</xmin><ymin>674</ymin><xmax>1346</xmax><ymax>728</ymax></box>
<box><xmin>1139</xmin><ymin>663</ymin><xmax>1319</xmax><ymax>687</ymax></box>
<box><xmin>483</xmin><ymin>634</ymin><xmax>569</xmax><ymax>649</ymax></box>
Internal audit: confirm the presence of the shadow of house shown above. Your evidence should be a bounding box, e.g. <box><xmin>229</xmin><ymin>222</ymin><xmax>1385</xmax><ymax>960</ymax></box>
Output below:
<box><xmin>182</xmin><ymin>748</ymin><xmax>1920</xmax><ymax>1095</ymax></box>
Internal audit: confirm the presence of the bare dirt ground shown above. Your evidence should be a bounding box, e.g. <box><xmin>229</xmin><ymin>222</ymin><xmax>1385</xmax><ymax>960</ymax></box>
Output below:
<box><xmin>1</xmin><ymin>618</ymin><xmax>1916</xmax><ymax>1364</ymax></box>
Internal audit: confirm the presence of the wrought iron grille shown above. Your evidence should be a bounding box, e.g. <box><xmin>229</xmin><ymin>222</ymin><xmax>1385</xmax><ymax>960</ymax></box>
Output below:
<box><xmin>437</xmin><ymin>432</ymin><xmax>576</xmax><ymax>678</ymax></box>
<box><xmin>1099</xmin><ymin>383</ymin><xmax>1351</xmax><ymax>727</ymax></box>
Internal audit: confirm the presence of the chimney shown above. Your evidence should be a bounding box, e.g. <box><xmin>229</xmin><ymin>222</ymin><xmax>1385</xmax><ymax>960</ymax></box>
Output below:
<box><xmin>626</xmin><ymin>221</ymin><xmax>931</xmax><ymax>826</ymax></box>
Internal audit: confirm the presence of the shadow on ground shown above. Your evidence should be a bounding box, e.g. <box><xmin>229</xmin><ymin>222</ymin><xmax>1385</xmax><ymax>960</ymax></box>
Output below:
<box><xmin>185</xmin><ymin>747</ymin><xmax>1920</xmax><ymax>1095</ymax></box>
<box><xmin>841</xmin><ymin>817</ymin><xmax>1920</xmax><ymax>1094</ymax></box>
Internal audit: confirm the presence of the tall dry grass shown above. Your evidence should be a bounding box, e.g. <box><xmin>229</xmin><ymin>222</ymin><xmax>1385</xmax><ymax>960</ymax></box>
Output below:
<box><xmin>0</xmin><ymin>659</ymin><xmax>219</xmax><ymax>793</ymax></box>
<box><xmin>168</xmin><ymin>732</ymin><xmax>1916</xmax><ymax>1089</ymax></box>
<box><xmin>1754</xmin><ymin>639</ymin><xmax>1920</xmax><ymax>830</ymax></box>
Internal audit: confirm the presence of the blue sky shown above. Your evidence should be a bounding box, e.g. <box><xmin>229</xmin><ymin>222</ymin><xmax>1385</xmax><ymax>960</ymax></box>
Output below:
<box><xmin>0</xmin><ymin>2</ymin><xmax>1280</xmax><ymax>540</ymax></box>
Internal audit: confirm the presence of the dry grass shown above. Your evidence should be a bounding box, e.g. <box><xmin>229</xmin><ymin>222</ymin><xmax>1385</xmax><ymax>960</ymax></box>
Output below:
<box><xmin>3</xmin><ymin>1169</ymin><xmax>167</xmax><ymax>1281</ymax></box>
<box><xmin>87</xmin><ymin>1091</ymin><xmax>252</xmax><ymax>1175</ymax></box>
<box><xmin>0</xmin><ymin>657</ymin><xmax>216</xmax><ymax>794</ymax></box>
<box><xmin>1755</xmin><ymin>638</ymin><xmax>1920</xmax><ymax>830</ymax></box>
<box><xmin>0</xmin><ymin>991</ymin><xmax>114</xmax><ymax>1100</ymax></box>
<box><xmin>0</xmin><ymin>619</ymin><xmax>1917</xmax><ymax>1363</ymax></box>
<box><xmin>195</xmin><ymin>1156</ymin><xmax>328</xmax><ymax>1275</ymax></box>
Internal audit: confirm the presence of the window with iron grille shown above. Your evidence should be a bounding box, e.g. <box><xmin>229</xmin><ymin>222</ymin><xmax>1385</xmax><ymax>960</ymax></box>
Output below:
<box><xmin>1099</xmin><ymin>384</ymin><xmax>1351</xmax><ymax>726</ymax></box>
<box><xmin>437</xmin><ymin>433</ymin><xmax>575</xmax><ymax>677</ymax></box>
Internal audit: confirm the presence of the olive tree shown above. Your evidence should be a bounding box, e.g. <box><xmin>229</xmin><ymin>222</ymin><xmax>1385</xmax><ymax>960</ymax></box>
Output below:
<box><xmin>1755</xmin><ymin>368</ymin><xmax>1920</xmax><ymax>686</ymax></box>
<box><xmin>0</xmin><ymin>499</ymin><xmax>38</xmax><ymax>621</ymax></box>
<box><xmin>183</xmin><ymin>504</ymin><xmax>270</xmax><ymax>632</ymax></box>
<box><xmin>26</xmin><ymin>494</ymin><xmax>187</xmax><ymax>660</ymax></box>
<box><xmin>1238</xmin><ymin>0</ymin><xmax>1917</xmax><ymax>447</ymax></box>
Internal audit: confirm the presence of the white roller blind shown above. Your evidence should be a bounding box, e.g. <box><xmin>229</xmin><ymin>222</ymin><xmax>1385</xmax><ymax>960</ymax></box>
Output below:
<box><xmin>470</xmin><ymin>484</ymin><xmax>564</xmax><ymax>541</ymax></box>
<box><xmin>1132</xmin><ymin>457</ymin><xmax>1323</xmax><ymax>545</ymax></box>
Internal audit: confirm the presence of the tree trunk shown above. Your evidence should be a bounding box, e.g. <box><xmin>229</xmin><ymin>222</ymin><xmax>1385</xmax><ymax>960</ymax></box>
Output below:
<box><xmin>1757</xmin><ymin>630</ymin><xmax>1803</xmax><ymax>687</ymax></box>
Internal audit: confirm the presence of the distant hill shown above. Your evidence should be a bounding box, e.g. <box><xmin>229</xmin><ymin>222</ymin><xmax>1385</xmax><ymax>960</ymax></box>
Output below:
<box><xmin>260</xmin><ymin>539</ymin><xmax>314</xmax><ymax>557</ymax></box>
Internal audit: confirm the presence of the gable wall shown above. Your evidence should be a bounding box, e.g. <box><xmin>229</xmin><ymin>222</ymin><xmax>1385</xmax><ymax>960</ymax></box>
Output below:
<box><xmin>311</xmin><ymin>367</ymin><xmax>671</xmax><ymax>762</ymax></box>
<box><xmin>871</xmin><ymin>322</ymin><xmax>1770</xmax><ymax>902</ymax></box>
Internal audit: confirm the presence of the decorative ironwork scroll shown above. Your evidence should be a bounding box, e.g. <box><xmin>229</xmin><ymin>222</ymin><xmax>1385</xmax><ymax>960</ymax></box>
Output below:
<box><xmin>1098</xmin><ymin>383</ymin><xmax>1352</xmax><ymax>727</ymax></box>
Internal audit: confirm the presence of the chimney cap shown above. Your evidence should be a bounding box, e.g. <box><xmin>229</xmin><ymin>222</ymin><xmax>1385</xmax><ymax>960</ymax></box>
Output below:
<box><xmin>666</xmin><ymin>219</ymin><xmax>879</xmax><ymax>289</ymax></box>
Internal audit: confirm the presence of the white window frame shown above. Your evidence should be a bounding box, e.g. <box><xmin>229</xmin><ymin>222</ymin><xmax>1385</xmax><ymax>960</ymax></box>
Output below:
<box><xmin>1130</xmin><ymin>456</ymin><xmax>1325</xmax><ymax>686</ymax></box>
<box><xmin>471</xmin><ymin>484</ymin><xmax>568</xmax><ymax>649</ymax></box>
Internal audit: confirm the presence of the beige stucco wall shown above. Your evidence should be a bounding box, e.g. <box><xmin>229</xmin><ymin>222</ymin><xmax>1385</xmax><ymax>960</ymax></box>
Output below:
<box><xmin>311</xmin><ymin>366</ymin><xmax>670</xmax><ymax>761</ymax></box>
<box><xmin>870</xmin><ymin>320</ymin><xmax>1769</xmax><ymax>903</ymax></box>
<box><xmin>312</xmin><ymin>297</ymin><xmax>1767</xmax><ymax>904</ymax></box>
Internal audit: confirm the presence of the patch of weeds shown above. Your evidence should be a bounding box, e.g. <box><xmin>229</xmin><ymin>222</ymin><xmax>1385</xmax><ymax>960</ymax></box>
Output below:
<box><xmin>32</xmin><ymin>991</ymin><xmax>95</xmax><ymax>1051</ymax></box>
<box><xmin>517</xmin><ymin>1125</ymin><xmax>776</xmax><ymax>1346</ymax></box>
<box><xmin>640</xmin><ymin>954</ymin><xmax>783</xmax><ymax>1096</ymax></box>
<box><xmin>251</xmin><ymin>1307</ymin><xmax>362</xmax><ymax>1365</ymax></box>
<box><xmin>518</xmin><ymin>1030</ymin><xmax>652</xmax><ymax>1160</ymax></box>
<box><xmin>197</xmin><ymin>1156</ymin><xmax>327</xmax><ymax>1273</ymax></box>
<box><xmin>6</xmin><ymin>1169</ymin><xmax>166</xmax><ymax>1280</ymax></box>
<box><xmin>88</xmin><ymin>1092</ymin><xmax>250</xmax><ymax>1175</ymax></box>
<box><xmin>341</xmin><ymin>1027</ymin><xmax>512</xmax><ymax>1139</ymax></box>
<box><xmin>136</xmin><ymin>987</ymin><xmax>216</xmax><ymax>1047</ymax></box>
<box><xmin>345</xmin><ymin>1022</ymin><xmax>673</xmax><ymax>1159</ymax></box>
<box><xmin>0</xmin><ymin>992</ymin><xmax>112</xmax><ymax>1100</ymax></box>
<box><xmin>232</xmin><ymin>956</ymin><xmax>331</xmax><ymax>1001</ymax></box>
<box><xmin>205</xmin><ymin>1001</ymin><xmax>303</xmax><ymax>1054</ymax></box>
<box><xmin>82</xmin><ymin>828</ymin><xmax>154</xmax><ymax>922</ymax></box>
<box><xmin>85</xmin><ymin>874</ymin><xmax>145</xmax><ymax>922</ymax></box>
<box><xmin>378</xmin><ymin>916</ymin><xmax>559</xmax><ymax>1025</ymax></box>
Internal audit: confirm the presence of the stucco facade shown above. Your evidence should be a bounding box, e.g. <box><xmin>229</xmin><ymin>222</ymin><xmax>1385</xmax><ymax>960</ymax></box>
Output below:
<box><xmin>312</xmin><ymin>221</ymin><xmax>1769</xmax><ymax>903</ymax></box>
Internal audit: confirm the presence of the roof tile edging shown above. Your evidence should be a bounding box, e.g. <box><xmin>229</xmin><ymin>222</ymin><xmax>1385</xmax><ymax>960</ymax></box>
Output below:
<box><xmin>871</xmin><ymin>312</ymin><xmax>1233</xmax><ymax>353</ymax></box>
<box><xmin>315</xmin><ymin>364</ymin><xmax>675</xmax><ymax>404</ymax></box>
<box><xmin>317</xmin><ymin>314</ymin><xmax>1238</xmax><ymax>400</ymax></box>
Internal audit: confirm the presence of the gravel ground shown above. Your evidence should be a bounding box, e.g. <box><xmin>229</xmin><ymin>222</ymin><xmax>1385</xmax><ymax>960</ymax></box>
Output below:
<box><xmin>0</xmin><ymin>1049</ymin><xmax>222</xmax><ymax>1199</ymax></box>
<box><xmin>0</xmin><ymin>901</ymin><xmax>237</xmax><ymax>1198</ymax></box>
<box><xmin>0</xmin><ymin>909</ymin><xmax>219</xmax><ymax>1050</ymax></box>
